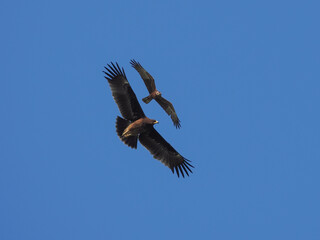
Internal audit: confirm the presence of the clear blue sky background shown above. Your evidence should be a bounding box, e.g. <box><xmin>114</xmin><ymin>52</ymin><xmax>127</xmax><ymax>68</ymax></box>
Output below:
<box><xmin>1</xmin><ymin>0</ymin><xmax>319</xmax><ymax>239</ymax></box>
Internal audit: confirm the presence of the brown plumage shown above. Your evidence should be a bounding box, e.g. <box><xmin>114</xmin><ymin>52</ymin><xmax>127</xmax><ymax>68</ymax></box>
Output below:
<box><xmin>130</xmin><ymin>59</ymin><xmax>181</xmax><ymax>129</ymax></box>
<box><xmin>103</xmin><ymin>62</ymin><xmax>193</xmax><ymax>177</ymax></box>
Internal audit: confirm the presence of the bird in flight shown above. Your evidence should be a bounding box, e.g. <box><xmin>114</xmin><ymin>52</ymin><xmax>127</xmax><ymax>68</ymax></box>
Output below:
<box><xmin>130</xmin><ymin>59</ymin><xmax>181</xmax><ymax>129</ymax></box>
<box><xmin>103</xmin><ymin>62</ymin><xmax>193</xmax><ymax>177</ymax></box>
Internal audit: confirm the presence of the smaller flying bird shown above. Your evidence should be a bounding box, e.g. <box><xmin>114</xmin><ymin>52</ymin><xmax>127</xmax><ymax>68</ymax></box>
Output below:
<box><xmin>130</xmin><ymin>59</ymin><xmax>181</xmax><ymax>129</ymax></box>
<box><xmin>103</xmin><ymin>62</ymin><xmax>193</xmax><ymax>177</ymax></box>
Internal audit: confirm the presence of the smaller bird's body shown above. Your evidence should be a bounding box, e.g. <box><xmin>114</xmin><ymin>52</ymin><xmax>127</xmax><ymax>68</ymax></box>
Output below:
<box><xmin>142</xmin><ymin>89</ymin><xmax>161</xmax><ymax>104</ymax></box>
<box><xmin>130</xmin><ymin>59</ymin><xmax>181</xmax><ymax>129</ymax></box>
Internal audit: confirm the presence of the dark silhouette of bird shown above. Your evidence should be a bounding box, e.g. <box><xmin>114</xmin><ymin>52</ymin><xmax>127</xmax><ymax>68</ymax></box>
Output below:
<box><xmin>103</xmin><ymin>62</ymin><xmax>193</xmax><ymax>177</ymax></box>
<box><xmin>130</xmin><ymin>59</ymin><xmax>181</xmax><ymax>129</ymax></box>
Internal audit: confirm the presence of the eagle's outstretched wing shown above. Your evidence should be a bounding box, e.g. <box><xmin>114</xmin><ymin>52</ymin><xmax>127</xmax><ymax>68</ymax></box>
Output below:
<box><xmin>139</xmin><ymin>127</ymin><xmax>193</xmax><ymax>177</ymax></box>
<box><xmin>103</xmin><ymin>62</ymin><xmax>145</xmax><ymax>121</ymax></box>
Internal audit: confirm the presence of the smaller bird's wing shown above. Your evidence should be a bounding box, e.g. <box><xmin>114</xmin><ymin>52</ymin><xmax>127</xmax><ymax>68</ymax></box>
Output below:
<box><xmin>103</xmin><ymin>62</ymin><xmax>145</xmax><ymax>121</ymax></box>
<box><xmin>130</xmin><ymin>59</ymin><xmax>156</xmax><ymax>93</ymax></box>
<box><xmin>139</xmin><ymin>127</ymin><xmax>193</xmax><ymax>177</ymax></box>
<box><xmin>155</xmin><ymin>96</ymin><xmax>181</xmax><ymax>129</ymax></box>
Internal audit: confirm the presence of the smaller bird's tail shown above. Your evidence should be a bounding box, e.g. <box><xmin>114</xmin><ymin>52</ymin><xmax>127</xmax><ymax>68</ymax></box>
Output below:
<box><xmin>115</xmin><ymin>116</ymin><xmax>138</xmax><ymax>149</ymax></box>
<box><xmin>142</xmin><ymin>95</ymin><xmax>153</xmax><ymax>104</ymax></box>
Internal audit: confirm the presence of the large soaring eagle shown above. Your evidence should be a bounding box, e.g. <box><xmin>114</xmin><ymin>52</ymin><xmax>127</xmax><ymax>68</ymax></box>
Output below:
<box><xmin>103</xmin><ymin>62</ymin><xmax>193</xmax><ymax>177</ymax></box>
<box><xmin>130</xmin><ymin>59</ymin><xmax>181</xmax><ymax>129</ymax></box>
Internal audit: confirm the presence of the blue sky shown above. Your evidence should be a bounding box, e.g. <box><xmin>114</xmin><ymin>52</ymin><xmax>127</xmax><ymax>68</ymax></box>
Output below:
<box><xmin>1</xmin><ymin>0</ymin><xmax>320</xmax><ymax>239</ymax></box>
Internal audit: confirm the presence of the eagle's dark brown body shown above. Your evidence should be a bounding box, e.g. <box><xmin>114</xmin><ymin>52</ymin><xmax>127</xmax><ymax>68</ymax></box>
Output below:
<box><xmin>122</xmin><ymin>117</ymin><xmax>158</xmax><ymax>138</ymax></box>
